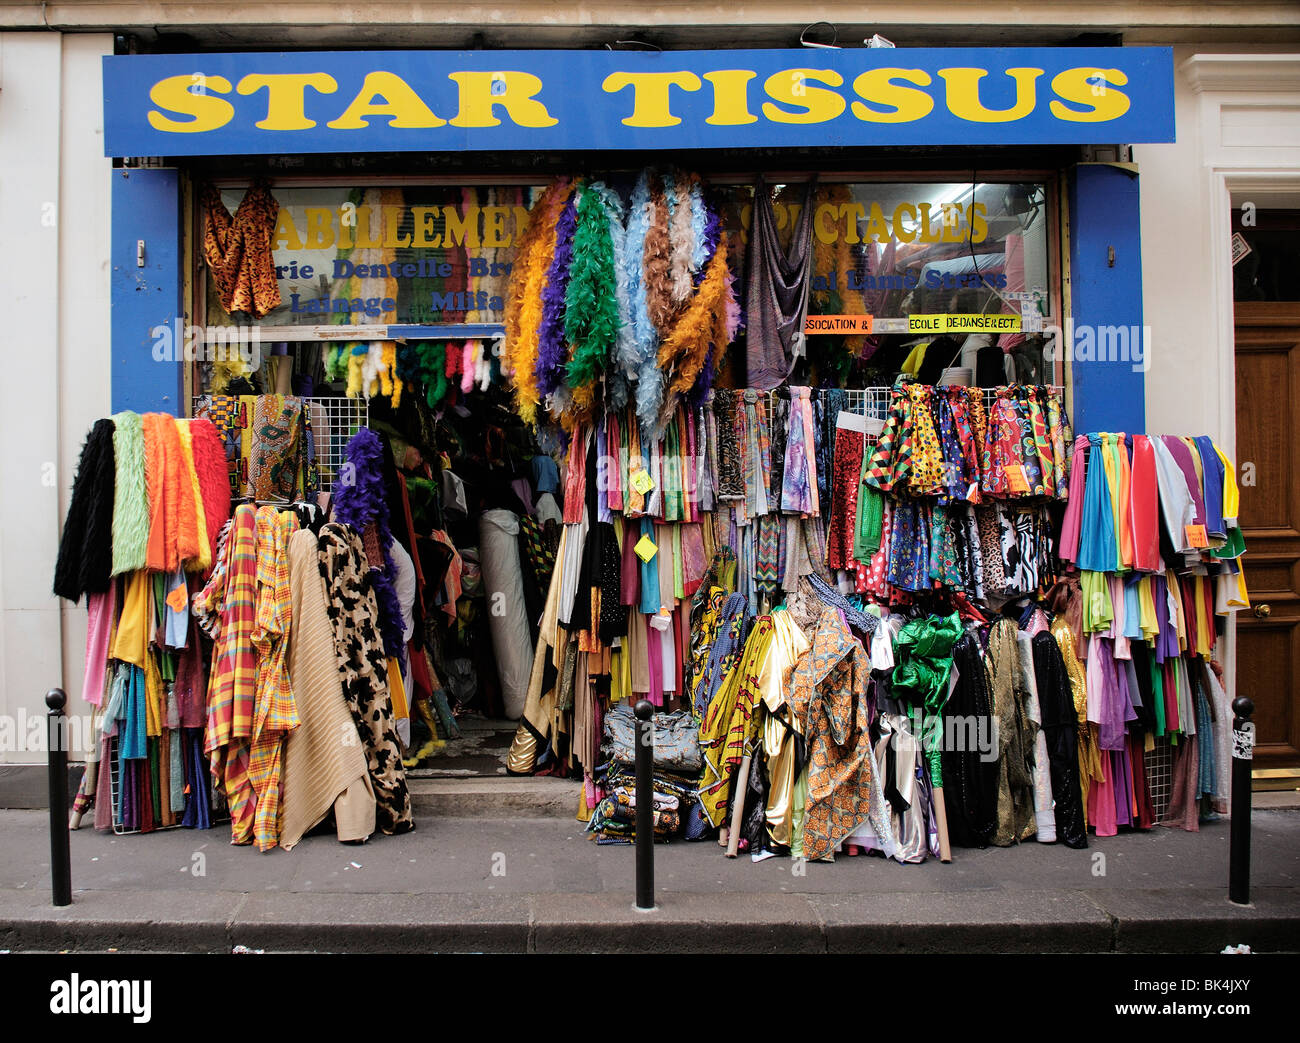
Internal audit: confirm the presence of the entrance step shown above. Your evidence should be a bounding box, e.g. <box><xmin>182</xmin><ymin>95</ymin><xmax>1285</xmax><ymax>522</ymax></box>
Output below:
<box><xmin>408</xmin><ymin>776</ymin><xmax>582</xmax><ymax>819</ymax></box>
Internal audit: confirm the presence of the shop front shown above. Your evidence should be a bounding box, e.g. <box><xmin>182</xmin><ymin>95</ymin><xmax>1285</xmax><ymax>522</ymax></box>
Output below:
<box><xmin>45</xmin><ymin>39</ymin><xmax>1258</xmax><ymax>860</ymax></box>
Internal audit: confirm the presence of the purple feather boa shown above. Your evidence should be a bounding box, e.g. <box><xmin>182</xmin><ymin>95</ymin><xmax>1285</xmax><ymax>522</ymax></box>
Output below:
<box><xmin>334</xmin><ymin>428</ymin><xmax>407</xmax><ymax>674</ymax></box>
<box><xmin>695</xmin><ymin>203</ymin><xmax>720</xmax><ymax>287</ymax></box>
<box><xmin>536</xmin><ymin>193</ymin><xmax>579</xmax><ymax>399</ymax></box>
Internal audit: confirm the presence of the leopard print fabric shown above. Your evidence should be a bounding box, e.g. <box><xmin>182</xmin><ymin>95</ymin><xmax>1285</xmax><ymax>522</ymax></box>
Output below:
<box><xmin>201</xmin><ymin>181</ymin><xmax>283</xmax><ymax>320</ymax></box>
<box><xmin>318</xmin><ymin>522</ymin><xmax>414</xmax><ymax>835</ymax></box>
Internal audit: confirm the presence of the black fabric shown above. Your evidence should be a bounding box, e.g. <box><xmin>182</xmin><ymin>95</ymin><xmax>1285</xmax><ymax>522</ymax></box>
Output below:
<box><xmin>740</xmin><ymin>749</ymin><xmax>769</xmax><ymax>852</ymax></box>
<box><xmin>975</xmin><ymin>345</ymin><xmax>1005</xmax><ymax>388</ymax></box>
<box><xmin>941</xmin><ymin>631</ymin><xmax>999</xmax><ymax>848</ymax></box>
<box><xmin>595</xmin><ymin>521</ymin><xmax>628</xmax><ymax>645</ymax></box>
<box><xmin>1031</xmin><ymin>630</ymin><xmax>1088</xmax><ymax>849</ymax></box>
<box><xmin>53</xmin><ymin>418</ymin><xmax>117</xmax><ymax>603</ymax></box>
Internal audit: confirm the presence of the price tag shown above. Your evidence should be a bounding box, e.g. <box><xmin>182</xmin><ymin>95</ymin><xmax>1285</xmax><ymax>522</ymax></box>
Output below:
<box><xmin>165</xmin><ymin>583</ymin><xmax>189</xmax><ymax>612</ymax></box>
<box><xmin>630</xmin><ymin>468</ymin><xmax>655</xmax><ymax>496</ymax></box>
<box><xmin>1006</xmin><ymin>464</ymin><xmax>1030</xmax><ymax>494</ymax></box>
<box><xmin>634</xmin><ymin>534</ymin><xmax>658</xmax><ymax>562</ymax></box>
<box><xmin>1184</xmin><ymin>524</ymin><xmax>1209</xmax><ymax>549</ymax></box>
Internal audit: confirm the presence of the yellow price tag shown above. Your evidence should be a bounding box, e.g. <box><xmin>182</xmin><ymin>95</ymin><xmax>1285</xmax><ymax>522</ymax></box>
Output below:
<box><xmin>634</xmin><ymin>534</ymin><xmax>658</xmax><ymax>562</ymax></box>
<box><xmin>631</xmin><ymin>469</ymin><xmax>655</xmax><ymax>496</ymax></box>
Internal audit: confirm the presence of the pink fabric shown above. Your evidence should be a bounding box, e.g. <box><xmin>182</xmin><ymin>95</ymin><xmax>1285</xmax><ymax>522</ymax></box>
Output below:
<box><xmin>646</xmin><ymin>615</ymin><xmax>662</xmax><ymax>706</ymax></box>
<box><xmin>1058</xmin><ymin>436</ymin><xmax>1089</xmax><ymax>564</ymax></box>
<box><xmin>94</xmin><ymin>737</ymin><xmax>113</xmax><ymax>831</ymax></box>
<box><xmin>605</xmin><ymin>415</ymin><xmax>623</xmax><ymax>513</ymax></box>
<box><xmin>620</xmin><ymin>522</ymin><xmax>640</xmax><ymax>606</ymax></box>
<box><xmin>1087</xmin><ymin>748</ymin><xmax>1118</xmax><ymax>837</ymax></box>
<box><xmin>82</xmin><ymin>584</ymin><xmax>116</xmax><ymax>707</ymax></box>
<box><xmin>800</xmin><ymin>393</ymin><xmax>820</xmax><ymax>517</ymax></box>
<box><xmin>680</xmin><ymin>522</ymin><xmax>707</xmax><ymax>598</ymax></box>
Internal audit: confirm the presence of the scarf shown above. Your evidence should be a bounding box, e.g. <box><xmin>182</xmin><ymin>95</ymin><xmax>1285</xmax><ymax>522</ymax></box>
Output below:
<box><xmin>745</xmin><ymin>175</ymin><xmax>817</xmax><ymax>389</ymax></box>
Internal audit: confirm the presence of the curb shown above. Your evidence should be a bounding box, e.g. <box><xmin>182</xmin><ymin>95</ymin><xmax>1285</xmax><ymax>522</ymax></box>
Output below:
<box><xmin>3</xmin><ymin>886</ymin><xmax>1296</xmax><ymax>954</ymax></box>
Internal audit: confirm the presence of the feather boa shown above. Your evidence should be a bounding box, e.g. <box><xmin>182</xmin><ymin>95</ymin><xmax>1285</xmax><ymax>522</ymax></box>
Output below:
<box><xmin>656</xmin><ymin>240</ymin><xmax>730</xmax><ymax>427</ymax></box>
<box><xmin>536</xmin><ymin>189</ymin><xmax>579</xmax><ymax>401</ymax></box>
<box><xmin>111</xmin><ymin>411</ymin><xmax>148</xmax><ymax>576</ymax></box>
<box><xmin>334</xmin><ymin>428</ymin><xmax>406</xmax><ymax>672</ymax></box>
<box><xmin>618</xmin><ymin>172</ymin><xmax>655</xmax><ymax>393</ymax></box>
<box><xmin>594</xmin><ymin>181</ymin><xmax>630</xmax><ymax>409</ymax></box>
<box><xmin>689</xmin><ymin>177</ymin><xmax>709</xmax><ymax>274</ymax></box>
<box><xmin>643</xmin><ymin>175</ymin><xmax>674</xmax><ymax>337</ymax></box>
<box><xmin>503</xmin><ymin>179</ymin><xmax>572</xmax><ymax>424</ymax></box>
<box><xmin>564</xmin><ymin>180</ymin><xmax>620</xmax><ymax>392</ymax></box>
<box><xmin>668</xmin><ymin>172</ymin><xmax>697</xmax><ymax>304</ymax></box>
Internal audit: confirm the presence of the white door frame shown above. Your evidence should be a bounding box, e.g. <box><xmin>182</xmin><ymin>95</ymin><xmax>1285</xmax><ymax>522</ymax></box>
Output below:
<box><xmin>1183</xmin><ymin>53</ymin><xmax>1300</xmax><ymax>705</ymax></box>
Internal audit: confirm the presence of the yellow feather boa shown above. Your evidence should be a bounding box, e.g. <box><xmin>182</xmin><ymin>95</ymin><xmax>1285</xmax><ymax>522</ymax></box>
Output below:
<box><xmin>503</xmin><ymin>179</ymin><xmax>573</xmax><ymax>425</ymax></box>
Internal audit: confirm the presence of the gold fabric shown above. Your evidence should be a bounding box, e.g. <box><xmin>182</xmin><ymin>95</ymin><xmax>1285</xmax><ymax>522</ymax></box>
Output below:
<box><xmin>757</xmin><ymin>610</ymin><xmax>811</xmax><ymax>848</ymax></box>
<box><xmin>1051</xmin><ymin>614</ymin><xmax>1104</xmax><ymax>826</ymax></box>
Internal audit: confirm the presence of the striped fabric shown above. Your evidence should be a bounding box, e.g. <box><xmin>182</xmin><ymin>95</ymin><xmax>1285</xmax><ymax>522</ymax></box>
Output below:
<box><xmin>196</xmin><ymin>503</ymin><xmax>258</xmax><ymax>843</ymax></box>
<box><xmin>755</xmin><ymin>515</ymin><xmax>782</xmax><ymax>594</ymax></box>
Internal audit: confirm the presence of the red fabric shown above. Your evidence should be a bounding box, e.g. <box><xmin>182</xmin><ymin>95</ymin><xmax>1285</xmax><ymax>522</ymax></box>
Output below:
<box><xmin>1130</xmin><ymin>730</ymin><xmax>1155</xmax><ymax>829</ymax></box>
<box><xmin>409</xmin><ymin>638</ymin><xmax>433</xmax><ymax>705</ymax></box>
<box><xmin>1129</xmin><ymin>435</ymin><xmax>1161</xmax><ymax>572</ymax></box>
<box><xmin>825</xmin><ymin>427</ymin><xmax>865</xmax><ymax>570</ymax></box>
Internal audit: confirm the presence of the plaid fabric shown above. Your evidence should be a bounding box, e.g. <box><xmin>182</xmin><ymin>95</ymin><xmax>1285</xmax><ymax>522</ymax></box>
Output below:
<box><xmin>195</xmin><ymin>502</ymin><xmax>258</xmax><ymax>843</ymax></box>
<box><xmin>248</xmin><ymin>506</ymin><xmax>299</xmax><ymax>851</ymax></box>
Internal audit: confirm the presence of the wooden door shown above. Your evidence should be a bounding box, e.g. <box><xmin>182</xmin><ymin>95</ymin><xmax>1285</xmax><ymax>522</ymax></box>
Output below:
<box><xmin>1234</xmin><ymin>300</ymin><xmax>1300</xmax><ymax>768</ymax></box>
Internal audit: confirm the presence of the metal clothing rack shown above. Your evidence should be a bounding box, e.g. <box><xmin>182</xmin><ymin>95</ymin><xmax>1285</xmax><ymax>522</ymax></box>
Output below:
<box><xmin>106</xmin><ymin>735</ymin><xmax>228</xmax><ymax>836</ymax></box>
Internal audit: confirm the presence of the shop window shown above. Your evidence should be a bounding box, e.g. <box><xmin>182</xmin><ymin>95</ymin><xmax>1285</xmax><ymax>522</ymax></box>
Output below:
<box><xmin>194</xmin><ymin>173</ymin><xmax>1059</xmax><ymax>393</ymax></box>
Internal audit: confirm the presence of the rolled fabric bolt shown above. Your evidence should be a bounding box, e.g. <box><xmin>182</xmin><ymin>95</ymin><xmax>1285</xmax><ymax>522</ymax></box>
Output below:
<box><xmin>725</xmin><ymin>752</ymin><xmax>751</xmax><ymax>858</ymax></box>
<box><xmin>933</xmin><ymin>787</ymin><xmax>953</xmax><ymax>863</ymax></box>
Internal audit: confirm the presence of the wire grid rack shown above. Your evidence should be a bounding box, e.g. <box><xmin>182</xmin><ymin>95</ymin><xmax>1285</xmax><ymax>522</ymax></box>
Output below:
<box><xmin>748</xmin><ymin>386</ymin><xmax>1068</xmax><ymax>451</ymax></box>
<box><xmin>106</xmin><ymin>735</ymin><xmax>227</xmax><ymax>836</ymax></box>
<box><xmin>191</xmin><ymin>395</ymin><xmax>370</xmax><ymax>495</ymax></box>
<box><xmin>1144</xmin><ymin>735</ymin><xmax>1175</xmax><ymax>823</ymax></box>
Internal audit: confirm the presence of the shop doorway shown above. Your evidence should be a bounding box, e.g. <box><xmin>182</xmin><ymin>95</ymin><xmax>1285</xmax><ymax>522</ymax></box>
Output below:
<box><xmin>1232</xmin><ymin>205</ymin><xmax>1300</xmax><ymax>770</ymax></box>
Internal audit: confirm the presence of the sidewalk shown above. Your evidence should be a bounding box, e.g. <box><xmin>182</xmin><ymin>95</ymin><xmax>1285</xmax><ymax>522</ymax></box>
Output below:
<box><xmin>0</xmin><ymin>806</ymin><xmax>1296</xmax><ymax>953</ymax></box>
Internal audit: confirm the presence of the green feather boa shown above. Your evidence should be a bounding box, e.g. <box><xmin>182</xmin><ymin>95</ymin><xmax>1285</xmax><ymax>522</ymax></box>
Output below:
<box><xmin>563</xmin><ymin>182</ymin><xmax>619</xmax><ymax>390</ymax></box>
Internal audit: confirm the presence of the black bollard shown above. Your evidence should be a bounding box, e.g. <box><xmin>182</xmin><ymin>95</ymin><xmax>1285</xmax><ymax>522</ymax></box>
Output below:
<box><xmin>634</xmin><ymin>698</ymin><xmax>655</xmax><ymax>910</ymax></box>
<box><xmin>46</xmin><ymin>688</ymin><xmax>72</xmax><ymax>907</ymax></box>
<box><xmin>1228</xmin><ymin>697</ymin><xmax>1254</xmax><ymax>905</ymax></box>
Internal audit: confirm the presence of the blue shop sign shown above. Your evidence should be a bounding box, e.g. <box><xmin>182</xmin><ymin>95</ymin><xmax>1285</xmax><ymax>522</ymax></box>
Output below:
<box><xmin>102</xmin><ymin>46</ymin><xmax>1175</xmax><ymax>157</ymax></box>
